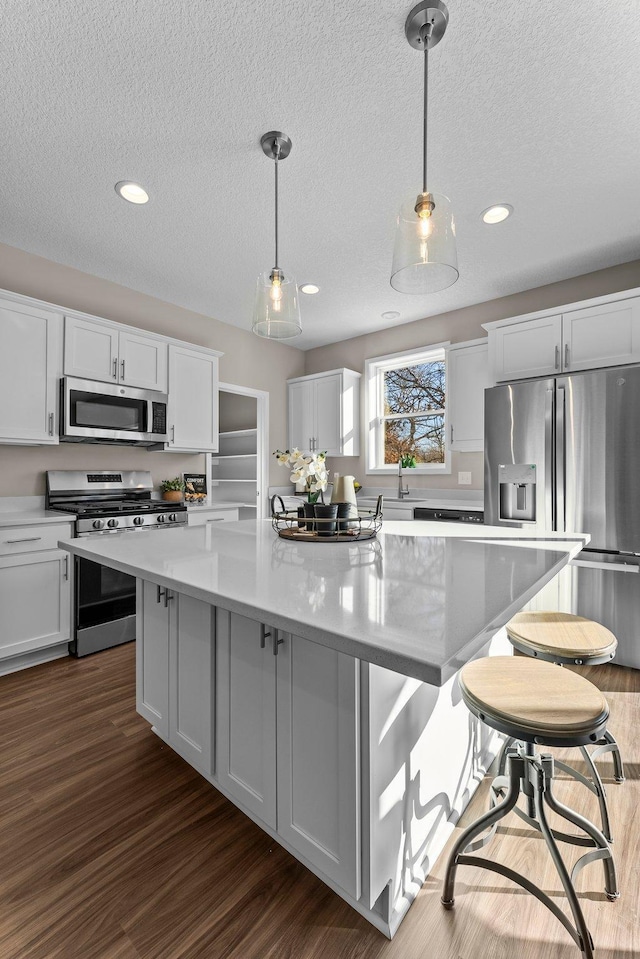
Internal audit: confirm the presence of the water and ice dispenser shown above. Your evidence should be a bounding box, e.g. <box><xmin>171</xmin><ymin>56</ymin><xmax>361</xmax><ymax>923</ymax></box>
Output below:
<box><xmin>498</xmin><ymin>464</ymin><xmax>537</xmax><ymax>523</ymax></box>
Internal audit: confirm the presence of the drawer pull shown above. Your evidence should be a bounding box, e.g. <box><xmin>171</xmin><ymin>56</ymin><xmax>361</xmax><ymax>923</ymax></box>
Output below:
<box><xmin>5</xmin><ymin>536</ymin><xmax>42</xmax><ymax>544</ymax></box>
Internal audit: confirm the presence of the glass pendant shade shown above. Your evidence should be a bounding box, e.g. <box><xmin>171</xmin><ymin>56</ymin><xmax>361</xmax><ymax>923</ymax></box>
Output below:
<box><xmin>252</xmin><ymin>270</ymin><xmax>302</xmax><ymax>339</ymax></box>
<box><xmin>390</xmin><ymin>192</ymin><xmax>458</xmax><ymax>294</ymax></box>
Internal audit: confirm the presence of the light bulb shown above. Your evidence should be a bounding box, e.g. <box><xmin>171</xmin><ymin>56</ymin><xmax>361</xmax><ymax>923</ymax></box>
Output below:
<box><xmin>418</xmin><ymin>214</ymin><xmax>433</xmax><ymax>239</ymax></box>
<box><xmin>270</xmin><ymin>270</ymin><xmax>283</xmax><ymax>312</ymax></box>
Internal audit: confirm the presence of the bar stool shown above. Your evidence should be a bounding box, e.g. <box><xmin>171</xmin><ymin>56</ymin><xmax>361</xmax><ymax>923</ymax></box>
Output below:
<box><xmin>441</xmin><ymin>656</ymin><xmax>619</xmax><ymax>959</ymax></box>
<box><xmin>501</xmin><ymin>611</ymin><xmax>625</xmax><ymax>842</ymax></box>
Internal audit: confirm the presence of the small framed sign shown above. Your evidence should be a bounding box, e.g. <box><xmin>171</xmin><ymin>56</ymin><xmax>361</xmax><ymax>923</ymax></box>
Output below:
<box><xmin>183</xmin><ymin>473</ymin><xmax>207</xmax><ymax>503</ymax></box>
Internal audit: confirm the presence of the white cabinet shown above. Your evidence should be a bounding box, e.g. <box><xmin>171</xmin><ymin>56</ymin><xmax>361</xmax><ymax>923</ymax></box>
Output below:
<box><xmin>490</xmin><ymin>314</ymin><xmax>562</xmax><ymax>382</ymax></box>
<box><xmin>64</xmin><ymin>316</ymin><xmax>168</xmax><ymax>392</ymax></box>
<box><xmin>216</xmin><ymin>611</ymin><xmax>277</xmax><ymax>827</ymax></box>
<box><xmin>0</xmin><ymin>298</ymin><xmax>61</xmax><ymax>445</ymax></box>
<box><xmin>446</xmin><ymin>340</ymin><xmax>492</xmax><ymax>452</ymax></box>
<box><xmin>136</xmin><ymin>580</ymin><xmax>214</xmax><ymax>774</ymax></box>
<box><xmin>187</xmin><ymin>507</ymin><xmax>240</xmax><ymax>526</ymax></box>
<box><xmin>276</xmin><ymin>630</ymin><xmax>360</xmax><ymax>899</ymax></box>
<box><xmin>488</xmin><ymin>295</ymin><xmax>640</xmax><ymax>383</ymax></box>
<box><xmin>167</xmin><ymin>345</ymin><xmax>220</xmax><ymax>452</ymax></box>
<box><xmin>563</xmin><ymin>298</ymin><xmax>640</xmax><ymax>372</ymax></box>
<box><xmin>288</xmin><ymin>368</ymin><xmax>361</xmax><ymax>456</ymax></box>
<box><xmin>216</xmin><ymin>610</ymin><xmax>361</xmax><ymax>897</ymax></box>
<box><xmin>0</xmin><ymin>522</ymin><xmax>72</xmax><ymax>667</ymax></box>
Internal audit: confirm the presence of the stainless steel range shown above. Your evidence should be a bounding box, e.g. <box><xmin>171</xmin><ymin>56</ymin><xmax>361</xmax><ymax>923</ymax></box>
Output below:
<box><xmin>46</xmin><ymin>470</ymin><xmax>187</xmax><ymax>657</ymax></box>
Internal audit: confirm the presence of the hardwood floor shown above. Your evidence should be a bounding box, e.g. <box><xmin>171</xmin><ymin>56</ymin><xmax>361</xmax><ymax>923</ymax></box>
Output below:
<box><xmin>0</xmin><ymin>646</ymin><xmax>637</xmax><ymax>958</ymax></box>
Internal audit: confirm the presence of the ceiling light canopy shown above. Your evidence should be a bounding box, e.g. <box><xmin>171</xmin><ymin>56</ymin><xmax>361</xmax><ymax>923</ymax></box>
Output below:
<box><xmin>300</xmin><ymin>284</ymin><xmax>320</xmax><ymax>295</ymax></box>
<box><xmin>115</xmin><ymin>181</ymin><xmax>149</xmax><ymax>204</ymax></box>
<box><xmin>252</xmin><ymin>131</ymin><xmax>302</xmax><ymax>340</ymax></box>
<box><xmin>391</xmin><ymin>1</ymin><xmax>458</xmax><ymax>295</ymax></box>
<box><xmin>481</xmin><ymin>204</ymin><xmax>513</xmax><ymax>224</ymax></box>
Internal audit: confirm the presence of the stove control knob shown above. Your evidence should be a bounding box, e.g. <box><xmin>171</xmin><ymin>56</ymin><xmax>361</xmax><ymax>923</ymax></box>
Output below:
<box><xmin>133</xmin><ymin>516</ymin><xmax>144</xmax><ymax>526</ymax></box>
<box><xmin>107</xmin><ymin>518</ymin><xmax>119</xmax><ymax>528</ymax></box>
<box><xmin>92</xmin><ymin>519</ymin><xmax>105</xmax><ymax>530</ymax></box>
<box><xmin>168</xmin><ymin>513</ymin><xmax>177</xmax><ymax>523</ymax></box>
<box><xmin>157</xmin><ymin>514</ymin><xmax>166</xmax><ymax>524</ymax></box>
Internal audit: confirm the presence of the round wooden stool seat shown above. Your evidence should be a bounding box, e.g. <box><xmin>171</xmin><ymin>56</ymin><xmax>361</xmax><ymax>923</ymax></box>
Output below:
<box><xmin>460</xmin><ymin>656</ymin><xmax>610</xmax><ymax>747</ymax></box>
<box><xmin>506</xmin><ymin>612</ymin><xmax>617</xmax><ymax>665</ymax></box>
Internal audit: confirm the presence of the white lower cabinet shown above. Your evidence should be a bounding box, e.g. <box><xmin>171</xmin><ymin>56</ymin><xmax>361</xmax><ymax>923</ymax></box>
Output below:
<box><xmin>215</xmin><ymin>611</ymin><xmax>360</xmax><ymax>896</ymax></box>
<box><xmin>0</xmin><ymin>547</ymin><xmax>71</xmax><ymax>665</ymax></box>
<box><xmin>136</xmin><ymin>580</ymin><xmax>214</xmax><ymax>774</ymax></box>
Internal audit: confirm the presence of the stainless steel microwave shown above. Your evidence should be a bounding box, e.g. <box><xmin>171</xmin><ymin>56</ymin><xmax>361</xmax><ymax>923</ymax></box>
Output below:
<box><xmin>60</xmin><ymin>377</ymin><xmax>168</xmax><ymax>445</ymax></box>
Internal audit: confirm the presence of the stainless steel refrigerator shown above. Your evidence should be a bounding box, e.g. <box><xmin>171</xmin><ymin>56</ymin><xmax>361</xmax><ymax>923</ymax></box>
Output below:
<box><xmin>484</xmin><ymin>365</ymin><xmax>640</xmax><ymax>668</ymax></box>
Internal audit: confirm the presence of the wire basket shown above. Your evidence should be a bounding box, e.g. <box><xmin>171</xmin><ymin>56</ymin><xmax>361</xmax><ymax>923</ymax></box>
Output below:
<box><xmin>271</xmin><ymin>495</ymin><xmax>383</xmax><ymax>543</ymax></box>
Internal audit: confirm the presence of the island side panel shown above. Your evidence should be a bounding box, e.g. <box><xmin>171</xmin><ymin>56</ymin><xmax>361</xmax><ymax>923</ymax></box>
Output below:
<box><xmin>366</xmin><ymin>629</ymin><xmax>511</xmax><ymax>920</ymax></box>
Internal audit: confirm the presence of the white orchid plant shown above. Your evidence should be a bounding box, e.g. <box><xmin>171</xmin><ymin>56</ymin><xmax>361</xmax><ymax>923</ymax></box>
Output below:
<box><xmin>274</xmin><ymin>448</ymin><xmax>329</xmax><ymax>504</ymax></box>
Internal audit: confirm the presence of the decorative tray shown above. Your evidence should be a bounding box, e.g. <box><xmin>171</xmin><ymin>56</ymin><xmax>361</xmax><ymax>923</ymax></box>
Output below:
<box><xmin>271</xmin><ymin>495</ymin><xmax>383</xmax><ymax>543</ymax></box>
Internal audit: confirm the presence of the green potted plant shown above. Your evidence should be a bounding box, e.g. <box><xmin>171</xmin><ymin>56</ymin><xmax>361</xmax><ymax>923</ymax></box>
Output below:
<box><xmin>159</xmin><ymin>476</ymin><xmax>185</xmax><ymax>502</ymax></box>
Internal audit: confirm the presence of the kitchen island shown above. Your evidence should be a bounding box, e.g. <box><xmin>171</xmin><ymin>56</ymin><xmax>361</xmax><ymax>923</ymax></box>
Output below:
<box><xmin>59</xmin><ymin>520</ymin><xmax>587</xmax><ymax>937</ymax></box>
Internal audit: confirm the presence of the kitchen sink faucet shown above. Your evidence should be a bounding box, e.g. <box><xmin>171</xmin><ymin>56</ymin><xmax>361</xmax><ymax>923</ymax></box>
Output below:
<box><xmin>398</xmin><ymin>460</ymin><xmax>410</xmax><ymax>499</ymax></box>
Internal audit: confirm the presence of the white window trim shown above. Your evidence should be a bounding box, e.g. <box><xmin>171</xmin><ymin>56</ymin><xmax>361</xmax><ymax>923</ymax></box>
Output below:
<box><xmin>365</xmin><ymin>342</ymin><xmax>451</xmax><ymax>474</ymax></box>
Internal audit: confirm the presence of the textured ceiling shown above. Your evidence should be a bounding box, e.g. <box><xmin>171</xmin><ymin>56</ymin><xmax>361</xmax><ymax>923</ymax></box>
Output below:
<box><xmin>1</xmin><ymin>0</ymin><xmax>639</xmax><ymax>349</ymax></box>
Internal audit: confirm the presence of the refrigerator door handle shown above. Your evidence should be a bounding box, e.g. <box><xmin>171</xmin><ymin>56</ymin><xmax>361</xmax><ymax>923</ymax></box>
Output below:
<box><xmin>570</xmin><ymin>559</ymin><xmax>639</xmax><ymax>574</ymax></box>
<box><xmin>544</xmin><ymin>388</ymin><xmax>554</xmax><ymax>530</ymax></box>
<box><xmin>555</xmin><ymin>386</ymin><xmax>565</xmax><ymax>532</ymax></box>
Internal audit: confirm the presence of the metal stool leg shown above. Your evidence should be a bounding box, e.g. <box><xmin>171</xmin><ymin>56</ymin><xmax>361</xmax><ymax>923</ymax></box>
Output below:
<box><xmin>441</xmin><ymin>751</ymin><xmax>522</xmax><ymax>908</ymax></box>
<box><xmin>591</xmin><ymin>729</ymin><xmax>625</xmax><ymax>783</ymax></box>
<box><xmin>578</xmin><ymin>744</ymin><xmax>613</xmax><ymax>842</ymax></box>
<box><xmin>534</xmin><ymin>755</ymin><xmax>595</xmax><ymax>958</ymax></box>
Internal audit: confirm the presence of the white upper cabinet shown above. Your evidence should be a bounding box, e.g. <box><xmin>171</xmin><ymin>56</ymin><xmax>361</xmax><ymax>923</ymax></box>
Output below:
<box><xmin>446</xmin><ymin>340</ymin><xmax>492</xmax><ymax>452</ymax></box>
<box><xmin>287</xmin><ymin>369</ymin><xmax>361</xmax><ymax>457</ymax></box>
<box><xmin>118</xmin><ymin>330</ymin><xmax>168</xmax><ymax>392</ymax></box>
<box><xmin>562</xmin><ymin>298</ymin><xmax>640</xmax><ymax>372</ymax></box>
<box><xmin>490</xmin><ymin>314</ymin><xmax>562</xmax><ymax>382</ymax></box>
<box><xmin>0</xmin><ymin>297</ymin><xmax>61</xmax><ymax>445</ymax></box>
<box><xmin>167</xmin><ymin>345</ymin><xmax>220</xmax><ymax>452</ymax></box>
<box><xmin>487</xmin><ymin>293</ymin><xmax>640</xmax><ymax>383</ymax></box>
<box><xmin>65</xmin><ymin>316</ymin><xmax>168</xmax><ymax>392</ymax></box>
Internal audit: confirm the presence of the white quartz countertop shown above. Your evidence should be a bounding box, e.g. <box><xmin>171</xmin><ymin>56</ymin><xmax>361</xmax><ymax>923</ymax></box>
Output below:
<box><xmin>58</xmin><ymin>520</ymin><xmax>587</xmax><ymax>686</ymax></box>
<box><xmin>0</xmin><ymin>508</ymin><xmax>74</xmax><ymax>528</ymax></box>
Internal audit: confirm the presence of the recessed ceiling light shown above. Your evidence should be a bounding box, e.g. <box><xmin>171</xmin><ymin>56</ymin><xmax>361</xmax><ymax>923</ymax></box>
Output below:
<box><xmin>115</xmin><ymin>181</ymin><xmax>149</xmax><ymax>204</ymax></box>
<box><xmin>381</xmin><ymin>311</ymin><xmax>401</xmax><ymax>321</ymax></box>
<box><xmin>300</xmin><ymin>284</ymin><xmax>320</xmax><ymax>295</ymax></box>
<box><xmin>481</xmin><ymin>204</ymin><xmax>513</xmax><ymax>224</ymax></box>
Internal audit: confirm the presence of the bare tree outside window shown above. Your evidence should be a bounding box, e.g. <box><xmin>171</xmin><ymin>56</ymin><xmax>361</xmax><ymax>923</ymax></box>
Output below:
<box><xmin>382</xmin><ymin>360</ymin><xmax>445</xmax><ymax>464</ymax></box>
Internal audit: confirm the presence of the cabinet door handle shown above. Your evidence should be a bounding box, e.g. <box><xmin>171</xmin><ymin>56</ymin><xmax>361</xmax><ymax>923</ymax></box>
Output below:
<box><xmin>308</xmin><ymin>437</ymin><xmax>312</xmax><ymax>452</ymax></box>
<box><xmin>273</xmin><ymin>632</ymin><xmax>285</xmax><ymax>656</ymax></box>
<box><xmin>564</xmin><ymin>344</ymin><xmax>570</xmax><ymax>368</ymax></box>
<box><xmin>164</xmin><ymin>589</ymin><xmax>173</xmax><ymax>607</ymax></box>
<box><xmin>171</xmin><ymin>425</ymin><xmax>175</xmax><ymax>444</ymax></box>
<box><xmin>63</xmin><ymin>556</ymin><xmax>69</xmax><ymax>580</ymax></box>
<box><xmin>450</xmin><ymin>424</ymin><xmax>454</xmax><ymax>444</ymax></box>
<box><xmin>121</xmin><ymin>359</ymin><xmax>125</xmax><ymax>381</ymax></box>
<box><xmin>48</xmin><ymin>412</ymin><xmax>54</xmax><ymax>436</ymax></box>
<box><xmin>260</xmin><ymin>624</ymin><xmax>272</xmax><ymax>649</ymax></box>
<box><xmin>157</xmin><ymin>585</ymin><xmax>166</xmax><ymax>604</ymax></box>
<box><xmin>113</xmin><ymin>357</ymin><xmax>118</xmax><ymax>379</ymax></box>
<box><xmin>5</xmin><ymin>536</ymin><xmax>42</xmax><ymax>544</ymax></box>
<box><xmin>555</xmin><ymin>345</ymin><xmax>560</xmax><ymax>370</ymax></box>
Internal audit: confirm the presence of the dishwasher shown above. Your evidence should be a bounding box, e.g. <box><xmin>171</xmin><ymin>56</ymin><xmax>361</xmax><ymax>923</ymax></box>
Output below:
<box><xmin>413</xmin><ymin>507</ymin><xmax>484</xmax><ymax>524</ymax></box>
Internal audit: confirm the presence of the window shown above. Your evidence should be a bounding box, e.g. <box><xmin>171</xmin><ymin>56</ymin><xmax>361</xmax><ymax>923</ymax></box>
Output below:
<box><xmin>366</xmin><ymin>345</ymin><xmax>449</xmax><ymax>473</ymax></box>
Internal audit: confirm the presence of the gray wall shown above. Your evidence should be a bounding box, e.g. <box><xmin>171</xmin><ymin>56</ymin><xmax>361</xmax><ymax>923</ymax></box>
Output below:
<box><xmin>304</xmin><ymin>259</ymin><xmax>640</xmax><ymax>491</ymax></box>
<box><xmin>0</xmin><ymin>241</ymin><xmax>305</xmax><ymax>496</ymax></box>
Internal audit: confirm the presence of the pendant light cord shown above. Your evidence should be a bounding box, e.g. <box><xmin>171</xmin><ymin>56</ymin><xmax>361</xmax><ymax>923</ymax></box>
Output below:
<box><xmin>421</xmin><ymin>22</ymin><xmax>433</xmax><ymax>195</ymax></box>
<box><xmin>274</xmin><ymin>143</ymin><xmax>281</xmax><ymax>270</ymax></box>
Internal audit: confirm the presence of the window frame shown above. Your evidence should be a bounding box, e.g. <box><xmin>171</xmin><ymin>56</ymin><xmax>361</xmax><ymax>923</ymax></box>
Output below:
<box><xmin>365</xmin><ymin>342</ymin><xmax>451</xmax><ymax>474</ymax></box>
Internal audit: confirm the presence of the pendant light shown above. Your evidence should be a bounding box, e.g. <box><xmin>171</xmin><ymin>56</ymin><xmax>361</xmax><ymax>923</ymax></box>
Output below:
<box><xmin>252</xmin><ymin>131</ymin><xmax>302</xmax><ymax>339</ymax></box>
<box><xmin>391</xmin><ymin>1</ymin><xmax>459</xmax><ymax>294</ymax></box>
